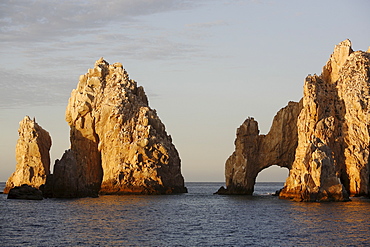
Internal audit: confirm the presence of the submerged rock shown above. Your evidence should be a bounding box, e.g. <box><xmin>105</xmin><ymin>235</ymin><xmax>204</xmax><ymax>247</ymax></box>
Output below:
<box><xmin>7</xmin><ymin>184</ymin><xmax>43</xmax><ymax>200</ymax></box>
<box><xmin>4</xmin><ymin>116</ymin><xmax>51</xmax><ymax>194</ymax></box>
<box><xmin>222</xmin><ymin>40</ymin><xmax>370</xmax><ymax>201</ymax></box>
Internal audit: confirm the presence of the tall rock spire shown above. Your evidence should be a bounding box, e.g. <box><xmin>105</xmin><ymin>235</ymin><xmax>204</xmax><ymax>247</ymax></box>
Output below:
<box><xmin>279</xmin><ymin>40</ymin><xmax>370</xmax><ymax>201</ymax></box>
<box><xmin>45</xmin><ymin>58</ymin><xmax>186</xmax><ymax>197</ymax></box>
<box><xmin>4</xmin><ymin>116</ymin><xmax>51</xmax><ymax>193</ymax></box>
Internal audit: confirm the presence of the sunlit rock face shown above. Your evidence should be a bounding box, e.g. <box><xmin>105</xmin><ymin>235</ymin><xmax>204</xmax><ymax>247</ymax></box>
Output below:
<box><xmin>4</xmin><ymin>116</ymin><xmax>51</xmax><ymax>194</ymax></box>
<box><xmin>279</xmin><ymin>73</ymin><xmax>349</xmax><ymax>202</ymax></box>
<box><xmin>48</xmin><ymin>58</ymin><xmax>186</xmax><ymax>197</ymax></box>
<box><xmin>222</xmin><ymin>40</ymin><xmax>370</xmax><ymax>201</ymax></box>
<box><xmin>281</xmin><ymin>40</ymin><xmax>370</xmax><ymax>201</ymax></box>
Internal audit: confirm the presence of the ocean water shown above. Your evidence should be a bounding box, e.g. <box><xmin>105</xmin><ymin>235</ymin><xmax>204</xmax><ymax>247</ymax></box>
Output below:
<box><xmin>1</xmin><ymin>182</ymin><xmax>369</xmax><ymax>246</ymax></box>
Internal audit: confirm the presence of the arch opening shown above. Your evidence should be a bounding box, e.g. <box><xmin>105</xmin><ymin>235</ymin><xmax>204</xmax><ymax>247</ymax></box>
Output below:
<box><xmin>254</xmin><ymin>165</ymin><xmax>289</xmax><ymax>195</ymax></box>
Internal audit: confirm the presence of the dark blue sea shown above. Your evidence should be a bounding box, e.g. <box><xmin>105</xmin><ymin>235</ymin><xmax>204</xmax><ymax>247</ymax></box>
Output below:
<box><xmin>1</xmin><ymin>182</ymin><xmax>369</xmax><ymax>246</ymax></box>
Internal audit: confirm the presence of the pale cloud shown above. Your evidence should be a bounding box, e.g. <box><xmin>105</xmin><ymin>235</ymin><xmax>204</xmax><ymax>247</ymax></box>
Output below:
<box><xmin>186</xmin><ymin>20</ymin><xmax>228</xmax><ymax>29</ymax></box>
<box><xmin>0</xmin><ymin>0</ymin><xmax>207</xmax><ymax>108</ymax></box>
<box><xmin>0</xmin><ymin>65</ymin><xmax>160</xmax><ymax>108</ymax></box>
<box><xmin>0</xmin><ymin>0</ymin><xmax>205</xmax><ymax>69</ymax></box>
<box><xmin>0</xmin><ymin>68</ymin><xmax>73</xmax><ymax>108</ymax></box>
<box><xmin>183</xmin><ymin>20</ymin><xmax>228</xmax><ymax>40</ymax></box>
<box><xmin>117</xmin><ymin>34</ymin><xmax>201</xmax><ymax>60</ymax></box>
<box><xmin>0</xmin><ymin>0</ymin><xmax>197</xmax><ymax>43</ymax></box>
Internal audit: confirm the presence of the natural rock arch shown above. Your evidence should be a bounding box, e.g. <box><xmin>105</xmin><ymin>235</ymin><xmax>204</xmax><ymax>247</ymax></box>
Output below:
<box><xmin>218</xmin><ymin>101</ymin><xmax>302</xmax><ymax>195</ymax></box>
<box><xmin>218</xmin><ymin>40</ymin><xmax>370</xmax><ymax>202</ymax></box>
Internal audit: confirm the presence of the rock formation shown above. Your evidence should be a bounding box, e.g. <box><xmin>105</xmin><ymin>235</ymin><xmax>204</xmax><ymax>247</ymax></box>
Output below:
<box><xmin>7</xmin><ymin>184</ymin><xmax>43</xmax><ymax>200</ymax></box>
<box><xmin>3</xmin><ymin>116</ymin><xmax>51</xmax><ymax>194</ymax></box>
<box><xmin>45</xmin><ymin>58</ymin><xmax>186</xmax><ymax>197</ymax></box>
<box><xmin>280</xmin><ymin>40</ymin><xmax>369</xmax><ymax>201</ymax></box>
<box><xmin>220</xmin><ymin>40</ymin><xmax>370</xmax><ymax>201</ymax></box>
<box><xmin>217</xmin><ymin>101</ymin><xmax>302</xmax><ymax>195</ymax></box>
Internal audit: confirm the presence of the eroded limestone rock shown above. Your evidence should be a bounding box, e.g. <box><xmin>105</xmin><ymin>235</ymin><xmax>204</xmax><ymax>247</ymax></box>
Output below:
<box><xmin>4</xmin><ymin>116</ymin><xmax>51</xmax><ymax>194</ymax></box>
<box><xmin>217</xmin><ymin>101</ymin><xmax>302</xmax><ymax>195</ymax></box>
<box><xmin>323</xmin><ymin>39</ymin><xmax>354</xmax><ymax>84</ymax></box>
<box><xmin>280</xmin><ymin>40</ymin><xmax>369</xmax><ymax>201</ymax></box>
<box><xmin>279</xmin><ymin>74</ymin><xmax>349</xmax><ymax>201</ymax></box>
<box><xmin>222</xmin><ymin>40</ymin><xmax>370</xmax><ymax>201</ymax></box>
<box><xmin>42</xmin><ymin>149</ymin><xmax>85</xmax><ymax>198</ymax></box>
<box><xmin>47</xmin><ymin>58</ymin><xmax>186</xmax><ymax>197</ymax></box>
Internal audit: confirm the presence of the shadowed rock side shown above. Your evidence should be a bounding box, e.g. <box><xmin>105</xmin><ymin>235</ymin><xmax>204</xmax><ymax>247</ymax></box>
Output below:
<box><xmin>45</xmin><ymin>58</ymin><xmax>186</xmax><ymax>197</ymax></box>
<box><xmin>4</xmin><ymin>116</ymin><xmax>51</xmax><ymax>194</ymax></box>
<box><xmin>217</xmin><ymin>101</ymin><xmax>302</xmax><ymax>195</ymax></box>
<box><xmin>42</xmin><ymin>150</ymin><xmax>84</xmax><ymax>198</ymax></box>
<box><xmin>7</xmin><ymin>184</ymin><xmax>43</xmax><ymax>200</ymax></box>
<box><xmin>220</xmin><ymin>40</ymin><xmax>370</xmax><ymax>201</ymax></box>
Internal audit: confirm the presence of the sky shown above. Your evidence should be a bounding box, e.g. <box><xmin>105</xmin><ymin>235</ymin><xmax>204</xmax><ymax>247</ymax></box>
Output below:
<box><xmin>1</xmin><ymin>0</ymin><xmax>369</xmax><ymax>183</ymax></box>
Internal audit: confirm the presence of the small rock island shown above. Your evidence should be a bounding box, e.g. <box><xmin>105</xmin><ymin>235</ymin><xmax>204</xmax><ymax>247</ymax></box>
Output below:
<box><xmin>4</xmin><ymin>58</ymin><xmax>187</xmax><ymax>198</ymax></box>
<box><xmin>4</xmin><ymin>116</ymin><xmax>52</xmax><ymax>194</ymax></box>
<box><xmin>217</xmin><ymin>40</ymin><xmax>370</xmax><ymax>202</ymax></box>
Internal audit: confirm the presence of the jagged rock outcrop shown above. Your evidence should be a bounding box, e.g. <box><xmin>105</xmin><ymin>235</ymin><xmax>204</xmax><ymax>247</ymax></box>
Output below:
<box><xmin>3</xmin><ymin>116</ymin><xmax>51</xmax><ymax>194</ymax></box>
<box><xmin>216</xmin><ymin>101</ymin><xmax>302</xmax><ymax>195</ymax></box>
<box><xmin>278</xmin><ymin>74</ymin><xmax>348</xmax><ymax>201</ymax></box>
<box><xmin>42</xmin><ymin>150</ymin><xmax>82</xmax><ymax>198</ymax></box>
<box><xmin>280</xmin><ymin>40</ymin><xmax>369</xmax><ymax>201</ymax></box>
<box><xmin>45</xmin><ymin>58</ymin><xmax>186</xmax><ymax>197</ymax></box>
<box><xmin>221</xmin><ymin>40</ymin><xmax>370</xmax><ymax>201</ymax></box>
<box><xmin>7</xmin><ymin>184</ymin><xmax>43</xmax><ymax>200</ymax></box>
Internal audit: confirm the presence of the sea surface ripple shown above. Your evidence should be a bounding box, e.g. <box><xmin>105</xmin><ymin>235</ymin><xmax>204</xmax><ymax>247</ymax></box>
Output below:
<box><xmin>1</xmin><ymin>182</ymin><xmax>369</xmax><ymax>246</ymax></box>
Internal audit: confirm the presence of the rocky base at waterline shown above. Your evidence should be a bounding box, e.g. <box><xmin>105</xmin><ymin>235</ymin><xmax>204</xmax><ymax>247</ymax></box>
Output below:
<box><xmin>4</xmin><ymin>58</ymin><xmax>187</xmax><ymax>198</ymax></box>
<box><xmin>219</xmin><ymin>40</ymin><xmax>370</xmax><ymax>202</ymax></box>
<box><xmin>7</xmin><ymin>184</ymin><xmax>43</xmax><ymax>200</ymax></box>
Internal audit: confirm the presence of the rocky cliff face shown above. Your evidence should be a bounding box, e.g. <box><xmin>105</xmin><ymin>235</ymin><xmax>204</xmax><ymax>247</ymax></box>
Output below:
<box><xmin>46</xmin><ymin>58</ymin><xmax>186</xmax><ymax>197</ymax></box>
<box><xmin>222</xmin><ymin>40</ymin><xmax>370</xmax><ymax>201</ymax></box>
<box><xmin>279</xmin><ymin>74</ymin><xmax>349</xmax><ymax>201</ymax></box>
<box><xmin>335</xmin><ymin>45</ymin><xmax>370</xmax><ymax>197</ymax></box>
<box><xmin>4</xmin><ymin>116</ymin><xmax>51</xmax><ymax>194</ymax></box>
<box><xmin>280</xmin><ymin>40</ymin><xmax>370</xmax><ymax>201</ymax></box>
